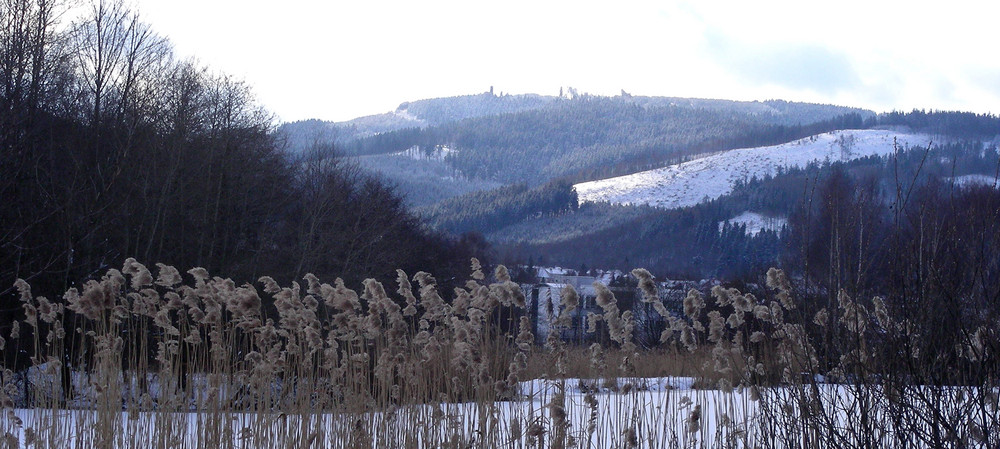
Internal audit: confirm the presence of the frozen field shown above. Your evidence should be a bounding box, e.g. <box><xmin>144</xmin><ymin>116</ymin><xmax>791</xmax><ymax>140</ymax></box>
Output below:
<box><xmin>7</xmin><ymin>376</ymin><xmax>995</xmax><ymax>448</ymax></box>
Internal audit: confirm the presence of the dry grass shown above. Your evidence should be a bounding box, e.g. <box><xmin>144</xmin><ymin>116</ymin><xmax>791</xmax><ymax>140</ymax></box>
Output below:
<box><xmin>523</xmin><ymin>346</ymin><xmax>719</xmax><ymax>382</ymax></box>
<box><xmin>1</xmin><ymin>261</ymin><xmax>997</xmax><ymax>448</ymax></box>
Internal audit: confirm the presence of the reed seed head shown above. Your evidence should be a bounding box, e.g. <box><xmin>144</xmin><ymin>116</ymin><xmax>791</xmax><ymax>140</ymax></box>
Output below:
<box><xmin>684</xmin><ymin>288</ymin><xmax>705</xmax><ymax>319</ymax></box>
<box><xmin>14</xmin><ymin>278</ymin><xmax>31</xmax><ymax>303</ymax></box>
<box><xmin>814</xmin><ymin>308</ymin><xmax>829</xmax><ymax>326</ymax></box>
<box><xmin>153</xmin><ymin>263</ymin><xmax>182</xmax><ymax>288</ymax></box>
<box><xmin>187</xmin><ymin>267</ymin><xmax>210</xmax><ymax>286</ymax></box>
<box><xmin>708</xmin><ymin>311</ymin><xmax>725</xmax><ymax>343</ymax></box>
<box><xmin>470</xmin><ymin>258</ymin><xmax>485</xmax><ymax>280</ymax></box>
<box><xmin>123</xmin><ymin>258</ymin><xmax>153</xmax><ymax>290</ymax></box>
<box><xmin>560</xmin><ymin>283</ymin><xmax>579</xmax><ymax>310</ymax></box>
<box><xmin>631</xmin><ymin>268</ymin><xmax>658</xmax><ymax>303</ymax></box>
<box><xmin>494</xmin><ymin>265</ymin><xmax>510</xmax><ymax>282</ymax></box>
<box><xmin>687</xmin><ymin>404</ymin><xmax>701</xmax><ymax>433</ymax></box>
<box><xmin>681</xmin><ymin>325</ymin><xmax>697</xmax><ymax>352</ymax></box>
<box><xmin>594</xmin><ymin>282</ymin><xmax>616</xmax><ymax>309</ymax></box>
<box><xmin>623</xmin><ymin>427</ymin><xmax>638</xmax><ymax>448</ymax></box>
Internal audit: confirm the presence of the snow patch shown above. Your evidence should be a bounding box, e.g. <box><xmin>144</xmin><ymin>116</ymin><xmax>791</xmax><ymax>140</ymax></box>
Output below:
<box><xmin>575</xmin><ymin>129</ymin><xmax>934</xmax><ymax>209</ymax></box>
<box><xmin>519</xmin><ymin>377</ymin><xmax>696</xmax><ymax>397</ymax></box>
<box><xmin>719</xmin><ymin>211</ymin><xmax>787</xmax><ymax>236</ymax></box>
<box><xmin>394</xmin><ymin>145</ymin><xmax>456</xmax><ymax>162</ymax></box>
<box><xmin>391</xmin><ymin>108</ymin><xmax>426</xmax><ymax>125</ymax></box>
<box><xmin>948</xmin><ymin>174</ymin><xmax>999</xmax><ymax>188</ymax></box>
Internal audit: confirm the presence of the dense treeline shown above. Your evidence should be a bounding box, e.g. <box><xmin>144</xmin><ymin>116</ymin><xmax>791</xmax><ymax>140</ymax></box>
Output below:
<box><xmin>783</xmin><ymin>166</ymin><xmax>1000</xmax><ymax>383</ymax></box>
<box><xmin>395</xmin><ymin>92</ymin><xmax>554</xmax><ymax>127</ymax></box>
<box><xmin>870</xmin><ymin>109</ymin><xmax>1000</xmax><ymax>139</ymax></box>
<box><xmin>500</xmin><ymin>140</ymin><xmax>999</xmax><ymax>281</ymax></box>
<box><xmin>0</xmin><ymin>0</ymin><xmax>480</xmax><ymax>325</ymax></box>
<box><xmin>504</xmin><ymin>199</ymin><xmax>784</xmax><ymax>280</ymax></box>
<box><xmin>278</xmin><ymin>92</ymin><xmax>556</xmax><ymax>153</ymax></box>
<box><xmin>351</xmin><ymin>149</ymin><xmax>501</xmax><ymax>208</ymax></box>
<box><xmin>421</xmin><ymin>179</ymin><xmax>578</xmax><ymax>235</ymax></box>
<box><xmin>623</xmin><ymin>97</ymin><xmax>873</xmax><ymax>126</ymax></box>
<box><xmin>783</xmin><ymin>141</ymin><xmax>1000</xmax><ymax>289</ymax></box>
<box><xmin>340</xmin><ymin>126</ymin><xmax>428</xmax><ymax>155</ymax></box>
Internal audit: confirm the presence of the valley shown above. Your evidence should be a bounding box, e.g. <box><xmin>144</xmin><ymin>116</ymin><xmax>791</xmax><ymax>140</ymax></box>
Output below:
<box><xmin>281</xmin><ymin>93</ymin><xmax>998</xmax><ymax>279</ymax></box>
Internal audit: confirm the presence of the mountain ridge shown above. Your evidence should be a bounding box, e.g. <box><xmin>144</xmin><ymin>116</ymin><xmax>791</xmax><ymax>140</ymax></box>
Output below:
<box><xmin>277</xmin><ymin>92</ymin><xmax>873</xmax><ymax>155</ymax></box>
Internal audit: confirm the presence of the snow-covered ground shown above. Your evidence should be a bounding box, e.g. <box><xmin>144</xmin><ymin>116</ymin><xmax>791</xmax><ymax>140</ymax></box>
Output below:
<box><xmin>1</xmin><ymin>377</ymin><xmax>751</xmax><ymax>449</ymax></box>
<box><xmin>718</xmin><ymin>211</ymin><xmax>787</xmax><ymax>236</ymax></box>
<box><xmin>9</xmin><ymin>377</ymin><xmax>992</xmax><ymax>448</ymax></box>
<box><xmin>948</xmin><ymin>173</ymin><xmax>999</xmax><ymax>188</ymax></box>
<box><xmin>395</xmin><ymin>145</ymin><xmax>456</xmax><ymax>162</ymax></box>
<box><xmin>391</xmin><ymin>108</ymin><xmax>427</xmax><ymax>126</ymax></box>
<box><xmin>575</xmin><ymin>129</ymin><xmax>935</xmax><ymax>209</ymax></box>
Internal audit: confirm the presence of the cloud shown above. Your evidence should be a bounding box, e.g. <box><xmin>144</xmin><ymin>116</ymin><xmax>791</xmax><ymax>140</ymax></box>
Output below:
<box><xmin>704</xmin><ymin>31</ymin><xmax>862</xmax><ymax>96</ymax></box>
<box><xmin>970</xmin><ymin>69</ymin><xmax>1000</xmax><ymax>98</ymax></box>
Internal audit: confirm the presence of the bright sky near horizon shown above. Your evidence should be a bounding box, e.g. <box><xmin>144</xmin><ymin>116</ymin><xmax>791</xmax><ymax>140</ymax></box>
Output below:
<box><xmin>130</xmin><ymin>0</ymin><xmax>999</xmax><ymax>123</ymax></box>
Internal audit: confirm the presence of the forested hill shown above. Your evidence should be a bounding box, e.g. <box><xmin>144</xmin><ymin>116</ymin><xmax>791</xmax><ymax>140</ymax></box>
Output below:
<box><xmin>280</xmin><ymin>93</ymin><xmax>871</xmax><ymax>154</ymax></box>
<box><xmin>277</xmin><ymin>92</ymin><xmax>556</xmax><ymax>152</ymax></box>
<box><xmin>501</xmin><ymin>139</ymin><xmax>1000</xmax><ymax>280</ymax></box>
<box><xmin>413</xmin><ymin>109</ymin><xmax>999</xmax><ymax>281</ymax></box>
<box><xmin>420</xmin><ymin>180</ymin><xmax>579</xmax><ymax>235</ymax></box>
<box><xmin>279</xmin><ymin>90</ymin><xmax>1000</xmax><ymax>284</ymax></box>
<box><xmin>307</xmin><ymin>94</ymin><xmax>869</xmax><ymax>181</ymax></box>
<box><xmin>403</xmin><ymin>97</ymin><xmax>870</xmax><ymax>184</ymax></box>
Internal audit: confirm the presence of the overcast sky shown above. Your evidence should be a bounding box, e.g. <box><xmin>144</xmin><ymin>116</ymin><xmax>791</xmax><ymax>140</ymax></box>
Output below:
<box><xmin>133</xmin><ymin>0</ymin><xmax>1000</xmax><ymax>123</ymax></box>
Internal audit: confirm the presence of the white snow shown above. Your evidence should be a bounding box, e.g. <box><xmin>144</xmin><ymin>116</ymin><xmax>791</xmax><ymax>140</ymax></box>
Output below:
<box><xmin>395</xmin><ymin>145</ymin><xmax>455</xmax><ymax>162</ymax></box>
<box><xmin>519</xmin><ymin>376</ymin><xmax>697</xmax><ymax>395</ymax></box>
<box><xmin>575</xmin><ymin>129</ymin><xmax>935</xmax><ymax>209</ymax></box>
<box><xmin>948</xmin><ymin>174</ymin><xmax>999</xmax><ymax>188</ymax></box>
<box><xmin>391</xmin><ymin>108</ymin><xmax>426</xmax><ymax>125</ymax></box>
<box><xmin>11</xmin><ymin>378</ymin><xmax>989</xmax><ymax>448</ymax></box>
<box><xmin>718</xmin><ymin>211</ymin><xmax>787</xmax><ymax>236</ymax></box>
<box><xmin>536</xmin><ymin>266</ymin><xmax>575</xmax><ymax>278</ymax></box>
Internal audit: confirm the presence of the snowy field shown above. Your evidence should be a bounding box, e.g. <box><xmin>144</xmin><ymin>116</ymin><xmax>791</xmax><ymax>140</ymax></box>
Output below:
<box><xmin>1</xmin><ymin>377</ymin><xmax>774</xmax><ymax>448</ymax></box>
<box><xmin>7</xmin><ymin>376</ymin><xmax>994</xmax><ymax>448</ymax></box>
<box><xmin>575</xmin><ymin>129</ymin><xmax>935</xmax><ymax>209</ymax></box>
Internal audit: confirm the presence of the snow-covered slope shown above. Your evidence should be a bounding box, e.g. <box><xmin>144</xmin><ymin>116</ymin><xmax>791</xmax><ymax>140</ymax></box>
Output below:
<box><xmin>575</xmin><ymin>129</ymin><xmax>935</xmax><ymax>209</ymax></box>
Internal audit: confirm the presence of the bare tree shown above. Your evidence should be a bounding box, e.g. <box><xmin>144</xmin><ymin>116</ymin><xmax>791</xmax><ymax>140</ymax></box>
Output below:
<box><xmin>0</xmin><ymin>0</ymin><xmax>71</xmax><ymax>295</ymax></box>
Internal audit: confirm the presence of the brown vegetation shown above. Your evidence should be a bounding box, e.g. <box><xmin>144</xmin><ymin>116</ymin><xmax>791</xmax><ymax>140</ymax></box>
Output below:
<box><xmin>1</xmin><ymin>260</ymin><xmax>997</xmax><ymax>448</ymax></box>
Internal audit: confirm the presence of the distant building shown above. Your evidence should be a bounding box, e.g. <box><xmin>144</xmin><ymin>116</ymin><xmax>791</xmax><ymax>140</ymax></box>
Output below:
<box><xmin>527</xmin><ymin>281</ymin><xmax>594</xmax><ymax>345</ymax></box>
<box><xmin>522</xmin><ymin>266</ymin><xmax>712</xmax><ymax>346</ymax></box>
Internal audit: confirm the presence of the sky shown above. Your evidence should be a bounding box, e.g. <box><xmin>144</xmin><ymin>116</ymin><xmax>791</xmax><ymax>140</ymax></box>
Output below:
<box><xmin>130</xmin><ymin>0</ymin><xmax>1000</xmax><ymax>123</ymax></box>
